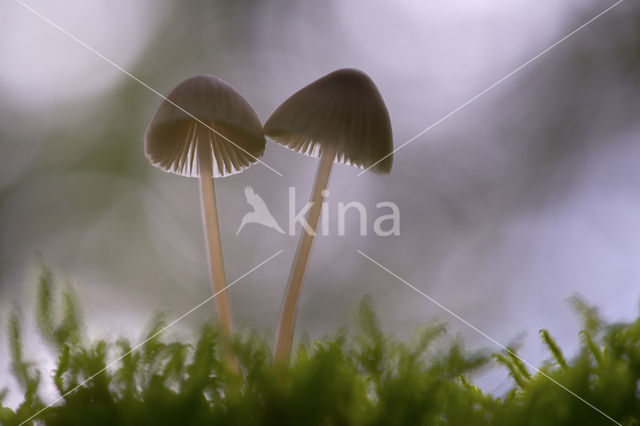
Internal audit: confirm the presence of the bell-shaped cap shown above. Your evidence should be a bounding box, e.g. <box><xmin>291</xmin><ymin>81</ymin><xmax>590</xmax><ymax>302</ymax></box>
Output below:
<box><xmin>145</xmin><ymin>75</ymin><xmax>265</xmax><ymax>177</ymax></box>
<box><xmin>264</xmin><ymin>68</ymin><xmax>393</xmax><ymax>174</ymax></box>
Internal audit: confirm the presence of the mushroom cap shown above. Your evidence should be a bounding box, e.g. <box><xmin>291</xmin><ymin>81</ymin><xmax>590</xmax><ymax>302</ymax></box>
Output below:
<box><xmin>264</xmin><ymin>68</ymin><xmax>393</xmax><ymax>174</ymax></box>
<box><xmin>145</xmin><ymin>75</ymin><xmax>266</xmax><ymax>177</ymax></box>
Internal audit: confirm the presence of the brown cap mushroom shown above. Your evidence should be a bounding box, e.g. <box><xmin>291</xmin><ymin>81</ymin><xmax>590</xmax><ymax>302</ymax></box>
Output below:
<box><xmin>145</xmin><ymin>75</ymin><xmax>265</xmax><ymax>361</ymax></box>
<box><xmin>146</xmin><ymin>74</ymin><xmax>265</xmax><ymax>177</ymax></box>
<box><xmin>264</xmin><ymin>67</ymin><xmax>393</xmax><ymax>174</ymax></box>
<box><xmin>265</xmin><ymin>68</ymin><xmax>394</xmax><ymax>365</ymax></box>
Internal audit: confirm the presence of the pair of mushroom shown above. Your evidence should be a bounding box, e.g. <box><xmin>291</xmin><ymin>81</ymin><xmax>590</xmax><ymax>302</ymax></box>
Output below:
<box><xmin>145</xmin><ymin>69</ymin><xmax>393</xmax><ymax>366</ymax></box>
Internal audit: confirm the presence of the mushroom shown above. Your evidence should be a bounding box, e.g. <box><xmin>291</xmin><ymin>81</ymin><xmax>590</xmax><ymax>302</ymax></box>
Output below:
<box><xmin>145</xmin><ymin>74</ymin><xmax>265</xmax><ymax>343</ymax></box>
<box><xmin>264</xmin><ymin>68</ymin><xmax>393</xmax><ymax>364</ymax></box>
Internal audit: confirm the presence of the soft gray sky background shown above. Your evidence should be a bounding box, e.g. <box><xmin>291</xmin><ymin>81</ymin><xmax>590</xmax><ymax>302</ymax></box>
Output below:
<box><xmin>1</xmin><ymin>0</ymin><xmax>639</xmax><ymax>408</ymax></box>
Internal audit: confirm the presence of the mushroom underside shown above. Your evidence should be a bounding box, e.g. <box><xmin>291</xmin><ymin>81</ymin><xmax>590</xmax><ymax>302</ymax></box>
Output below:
<box><xmin>267</xmin><ymin>132</ymin><xmax>392</xmax><ymax>174</ymax></box>
<box><xmin>146</xmin><ymin>120</ymin><xmax>265</xmax><ymax>177</ymax></box>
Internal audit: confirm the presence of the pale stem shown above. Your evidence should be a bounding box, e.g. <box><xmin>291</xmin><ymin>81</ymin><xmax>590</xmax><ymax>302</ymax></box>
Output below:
<box><xmin>197</xmin><ymin>123</ymin><xmax>239</xmax><ymax>372</ymax></box>
<box><xmin>274</xmin><ymin>145</ymin><xmax>338</xmax><ymax>365</ymax></box>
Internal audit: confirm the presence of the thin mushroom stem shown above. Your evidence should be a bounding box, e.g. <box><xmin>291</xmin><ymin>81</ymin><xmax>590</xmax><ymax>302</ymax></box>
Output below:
<box><xmin>274</xmin><ymin>145</ymin><xmax>338</xmax><ymax>366</ymax></box>
<box><xmin>197</xmin><ymin>123</ymin><xmax>238</xmax><ymax>370</ymax></box>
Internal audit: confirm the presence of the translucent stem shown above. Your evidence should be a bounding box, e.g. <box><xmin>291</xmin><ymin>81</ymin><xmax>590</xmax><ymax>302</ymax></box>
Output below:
<box><xmin>274</xmin><ymin>145</ymin><xmax>337</xmax><ymax>365</ymax></box>
<box><xmin>197</xmin><ymin>124</ymin><xmax>238</xmax><ymax>372</ymax></box>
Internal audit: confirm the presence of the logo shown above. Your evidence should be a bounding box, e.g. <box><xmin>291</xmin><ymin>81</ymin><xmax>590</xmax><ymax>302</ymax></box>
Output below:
<box><xmin>236</xmin><ymin>186</ymin><xmax>400</xmax><ymax>237</ymax></box>
<box><xmin>236</xmin><ymin>186</ymin><xmax>286</xmax><ymax>235</ymax></box>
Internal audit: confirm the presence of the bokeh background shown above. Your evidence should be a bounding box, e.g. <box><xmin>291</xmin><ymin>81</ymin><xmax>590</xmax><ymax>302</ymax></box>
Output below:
<box><xmin>1</xmin><ymin>0</ymin><xmax>639</xmax><ymax>408</ymax></box>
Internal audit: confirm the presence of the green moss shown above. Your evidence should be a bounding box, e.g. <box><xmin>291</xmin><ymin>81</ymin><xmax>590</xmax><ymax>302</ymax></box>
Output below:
<box><xmin>1</xmin><ymin>268</ymin><xmax>639</xmax><ymax>425</ymax></box>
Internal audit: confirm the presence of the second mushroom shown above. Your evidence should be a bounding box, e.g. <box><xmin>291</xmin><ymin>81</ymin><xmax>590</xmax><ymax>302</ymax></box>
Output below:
<box><xmin>264</xmin><ymin>68</ymin><xmax>394</xmax><ymax>365</ymax></box>
<box><xmin>145</xmin><ymin>75</ymin><xmax>265</xmax><ymax>347</ymax></box>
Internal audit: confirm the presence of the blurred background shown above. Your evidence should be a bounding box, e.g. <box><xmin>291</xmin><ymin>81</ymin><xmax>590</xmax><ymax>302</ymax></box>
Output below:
<box><xmin>1</xmin><ymin>0</ymin><xmax>639</xmax><ymax>408</ymax></box>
